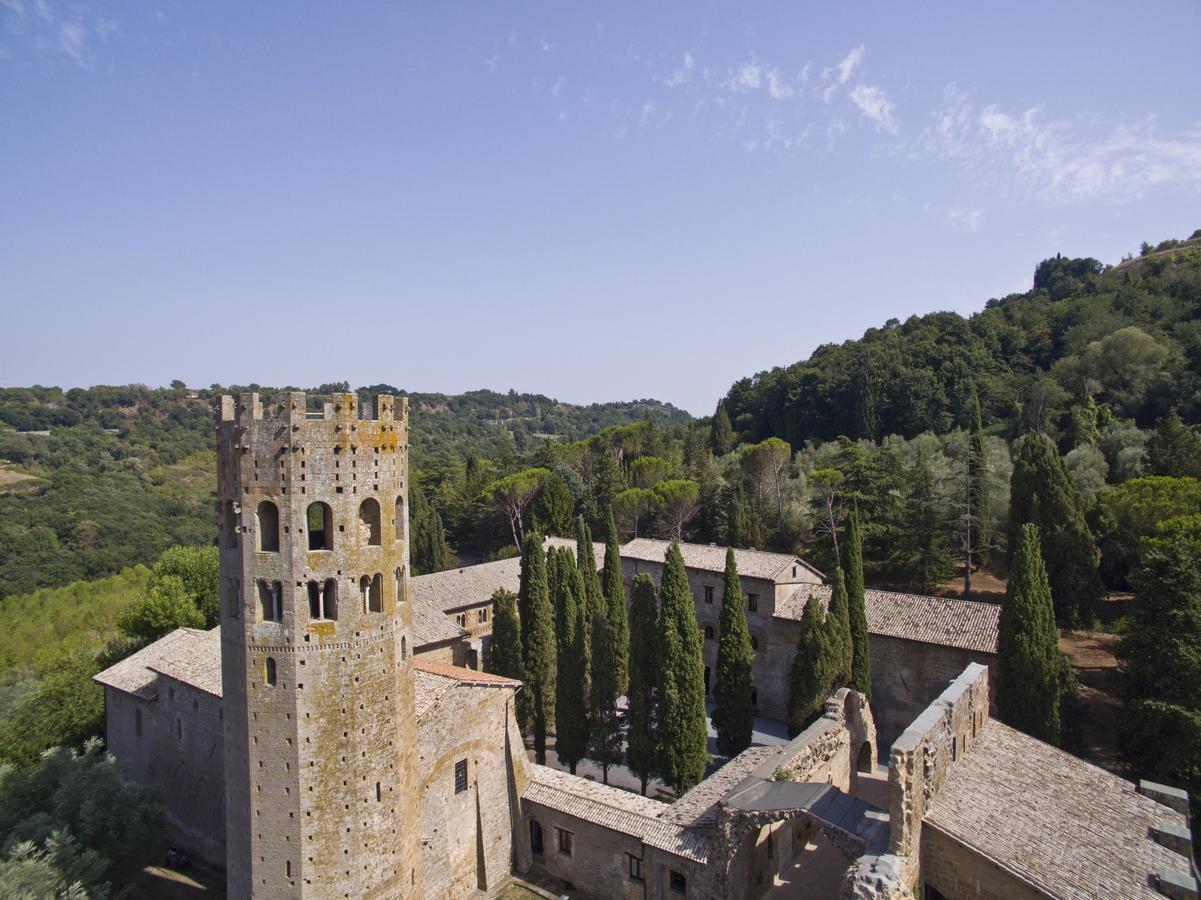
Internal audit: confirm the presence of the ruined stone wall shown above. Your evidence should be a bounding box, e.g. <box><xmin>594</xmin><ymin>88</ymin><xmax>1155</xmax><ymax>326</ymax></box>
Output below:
<box><xmin>218</xmin><ymin>391</ymin><xmax>422</xmax><ymax>899</ymax></box>
<box><xmin>919</xmin><ymin>827</ymin><xmax>1046</xmax><ymax>900</ymax></box>
<box><xmin>416</xmin><ymin>683</ymin><xmax>522</xmax><ymax>898</ymax></box>
<box><xmin>886</xmin><ymin>663</ymin><xmax>989</xmax><ymax>886</ymax></box>
<box><xmin>105</xmin><ymin>683</ymin><xmax>226</xmax><ymax>865</ymax></box>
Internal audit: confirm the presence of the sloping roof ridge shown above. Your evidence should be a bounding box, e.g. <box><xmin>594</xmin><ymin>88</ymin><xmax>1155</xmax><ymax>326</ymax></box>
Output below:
<box><xmin>410</xmin><ymin>657</ymin><xmax>521</xmax><ymax>687</ymax></box>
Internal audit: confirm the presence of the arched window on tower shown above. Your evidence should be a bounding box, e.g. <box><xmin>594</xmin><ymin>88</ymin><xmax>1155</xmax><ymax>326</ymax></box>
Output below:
<box><xmin>306</xmin><ymin>502</ymin><xmax>333</xmax><ymax>551</ymax></box>
<box><xmin>394</xmin><ymin>494</ymin><xmax>405</xmax><ymax>543</ymax></box>
<box><xmin>359</xmin><ymin>498</ymin><xmax>381</xmax><ymax>546</ymax></box>
<box><xmin>259</xmin><ymin>580</ymin><xmax>283</xmax><ymax>622</ymax></box>
<box><xmin>395</xmin><ymin>567</ymin><xmax>405</xmax><ymax>605</ymax></box>
<box><xmin>265</xmin><ymin>657</ymin><xmax>277</xmax><ymax>686</ymax></box>
<box><xmin>256</xmin><ymin>501</ymin><xmax>280</xmax><ymax>552</ymax></box>
<box><xmin>369</xmin><ymin>573</ymin><xmax>382</xmax><ymax>613</ymax></box>
<box><xmin>400</xmin><ymin>636</ymin><xmax>407</xmax><ymax>659</ymax></box>
<box><xmin>322</xmin><ymin>578</ymin><xmax>338</xmax><ymax>619</ymax></box>
<box><xmin>307</xmin><ymin>580</ymin><xmax>338</xmax><ymax>621</ymax></box>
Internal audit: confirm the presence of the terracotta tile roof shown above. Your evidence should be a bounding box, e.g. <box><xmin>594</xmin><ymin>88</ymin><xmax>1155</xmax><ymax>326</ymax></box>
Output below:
<box><xmin>523</xmin><ymin>765</ymin><xmax>711</xmax><ymax>864</ymax></box>
<box><xmin>413</xmin><ymin>669</ymin><xmax>458</xmax><ymax>720</ymax></box>
<box><xmin>774</xmin><ymin>585</ymin><xmax>999</xmax><ymax>654</ymax></box>
<box><xmin>411</xmin><ymin>537</ymin><xmax>603</xmax><ymax>614</ymax></box>
<box><xmin>410</xmin><ymin>657</ymin><xmax>521</xmax><ymax>686</ymax></box>
<box><xmin>926</xmin><ymin>720</ymin><xmax>1190</xmax><ymax>900</ymax></box>
<box><xmin>94</xmin><ymin>627</ymin><xmax>222</xmax><ymax>699</ymax></box>
<box><xmin>660</xmin><ymin>745</ymin><xmax>783</xmax><ymax>827</ymax></box>
<box><xmin>620</xmin><ymin>538</ymin><xmax>823</xmax><ymax>582</ymax></box>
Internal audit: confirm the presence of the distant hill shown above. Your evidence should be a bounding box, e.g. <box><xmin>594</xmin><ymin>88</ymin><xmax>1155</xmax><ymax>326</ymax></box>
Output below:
<box><xmin>0</xmin><ymin>383</ymin><xmax>690</xmax><ymax>598</ymax></box>
<box><xmin>722</xmin><ymin>230</ymin><xmax>1201</xmax><ymax>447</ymax></box>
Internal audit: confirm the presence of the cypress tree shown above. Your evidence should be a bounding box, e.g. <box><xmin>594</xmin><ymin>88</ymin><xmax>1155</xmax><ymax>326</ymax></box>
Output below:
<box><xmin>996</xmin><ymin>524</ymin><xmax>1061</xmax><ymax>745</ymax></box>
<box><xmin>898</xmin><ymin>451</ymin><xmax>953</xmax><ymax>594</ymax></box>
<box><xmin>625</xmin><ymin>574</ymin><xmax>660</xmax><ymax>795</ymax></box>
<box><xmin>535</xmin><ymin>471</ymin><xmax>575</xmax><ymax>536</ymax></box>
<box><xmin>788</xmin><ymin>595</ymin><xmax>834</xmax><ymax>736</ymax></box>
<box><xmin>845</xmin><ymin>511</ymin><xmax>872</xmax><ymax>699</ymax></box>
<box><xmin>968</xmin><ymin>389</ymin><xmax>991</xmax><ymax>565</ymax></box>
<box><xmin>520</xmin><ymin>532</ymin><xmax>556</xmax><ymax>763</ymax></box>
<box><xmin>552</xmin><ymin>548</ymin><xmax>588</xmax><ymax>774</ymax></box>
<box><xmin>576</xmin><ymin>515</ymin><xmax>604</xmax><ymax>621</ymax></box>
<box><xmin>825</xmin><ymin>568</ymin><xmax>852</xmax><ymax>687</ymax></box>
<box><xmin>588</xmin><ymin>607</ymin><xmax>622</xmax><ymax>783</ymax></box>
<box><xmin>487</xmin><ymin>587</ymin><xmax>523</xmax><ymax>684</ymax></box>
<box><xmin>1010</xmin><ymin>433</ymin><xmax>1103</xmax><ymax>626</ymax></box>
<box><xmin>656</xmin><ymin>543</ymin><xmax>711</xmax><ymax>794</ymax></box>
<box><xmin>712</xmin><ymin>548</ymin><xmax>754</xmax><ymax>759</ymax></box>
<box><xmin>587</xmin><ymin>441</ymin><xmax>622</xmax><ymax>528</ymax></box>
<box><xmin>602</xmin><ymin>509</ymin><xmax>629</xmax><ymax>695</ymax></box>
<box><xmin>710</xmin><ymin>401</ymin><xmax>735</xmax><ymax>455</ymax></box>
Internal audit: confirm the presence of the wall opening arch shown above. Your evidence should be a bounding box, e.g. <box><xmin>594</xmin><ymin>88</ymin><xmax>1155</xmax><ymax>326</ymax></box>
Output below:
<box><xmin>306</xmin><ymin>502</ymin><xmax>333</xmax><ymax>551</ymax></box>
<box><xmin>259</xmin><ymin>580</ymin><xmax>283</xmax><ymax>622</ymax></box>
<box><xmin>857</xmin><ymin>741</ymin><xmax>873</xmax><ymax>774</ymax></box>
<box><xmin>394</xmin><ymin>495</ymin><xmax>405</xmax><ymax>542</ymax></box>
<box><xmin>359</xmin><ymin>498</ymin><xmax>381</xmax><ymax>546</ymax></box>
<box><xmin>256</xmin><ymin>501</ymin><xmax>280</xmax><ymax>552</ymax></box>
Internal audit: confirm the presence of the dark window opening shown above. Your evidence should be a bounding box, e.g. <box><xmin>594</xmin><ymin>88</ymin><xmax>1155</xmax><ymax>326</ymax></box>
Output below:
<box><xmin>751</xmin><ymin>688</ymin><xmax>758</xmax><ymax>708</ymax></box>
<box><xmin>751</xmin><ymin>635</ymin><xmax>759</xmax><ymax>651</ymax></box>
<box><xmin>256</xmin><ymin>501</ymin><xmax>280</xmax><ymax>552</ymax></box>
<box><xmin>395</xmin><ymin>567</ymin><xmax>405</xmax><ymax>604</ymax></box>
<box><xmin>358</xmin><ymin>498</ymin><xmax>381</xmax><ymax>546</ymax></box>
<box><xmin>746</xmin><ymin>593</ymin><xmax>759</xmax><ymax>612</ymax></box>
<box><xmin>175</xmin><ymin>717</ymin><xmax>182</xmax><ymax>740</ymax></box>
<box><xmin>557</xmin><ymin>828</ymin><xmax>573</xmax><ymax>856</ymax></box>
<box><xmin>365</xmin><ymin>573</ymin><xmax>382</xmax><ymax>613</ymax></box>
<box><xmin>703</xmin><ymin>666</ymin><xmax>710</xmax><ymax>696</ymax></box>
<box><xmin>670</xmin><ymin>870</ymin><xmax>686</xmax><ymax>894</ymax></box>
<box><xmin>394</xmin><ymin>495</ymin><xmax>405</xmax><ymax>543</ymax></box>
<box><xmin>306</xmin><ymin>502</ymin><xmax>333</xmax><ymax>551</ymax></box>
<box><xmin>454</xmin><ymin>759</ymin><xmax>468</xmax><ymax>794</ymax></box>
<box><xmin>628</xmin><ymin>854</ymin><xmax>644</xmax><ymax>881</ymax></box>
<box><xmin>703</xmin><ymin>585</ymin><xmax>714</xmax><ymax>604</ymax></box>
<box><xmin>704</xmin><ymin>624</ymin><xmax>714</xmax><ymax>641</ymax></box>
<box><xmin>266</xmin><ymin>657</ymin><xmax>277</xmax><ymax>686</ymax></box>
<box><xmin>307</xmin><ymin>580</ymin><xmax>337</xmax><ymax>620</ymax></box>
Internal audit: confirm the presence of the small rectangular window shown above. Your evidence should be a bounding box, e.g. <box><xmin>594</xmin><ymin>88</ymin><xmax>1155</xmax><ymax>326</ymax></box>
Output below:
<box><xmin>454</xmin><ymin>759</ymin><xmax>468</xmax><ymax>794</ymax></box>
<box><xmin>670</xmin><ymin>870</ymin><xmax>686</xmax><ymax>894</ymax></box>
<box><xmin>557</xmin><ymin>828</ymin><xmax>573</xmax><ymax>856</ymax></box>
<box><xmin>628</xmin><ymin>854</ymin><xmax>644</xmax><ymax>881</ymax></box>
<box><xmin>746</xmin><ymin>593</ymin><xmax>759</xmax><ymax>612</ymax></box>
<box><xmin>703</xmin><ymin>586</ymin><xmax>714</xmax><ymax>604</ymax></box>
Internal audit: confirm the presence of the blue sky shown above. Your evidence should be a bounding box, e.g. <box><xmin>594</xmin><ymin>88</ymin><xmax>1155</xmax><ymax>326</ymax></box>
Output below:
<box><xmin>2</xmin><ymin>2</ymin><xmax>1199</xmax><ymax>414</ymax></box>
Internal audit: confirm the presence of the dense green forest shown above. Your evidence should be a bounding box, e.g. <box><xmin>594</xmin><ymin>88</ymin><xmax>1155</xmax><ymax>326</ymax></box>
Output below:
<box><xmin>0</xmin><ymin>384</ymin><xmax>688</xmax><ymax>598</ymax></box>
<box><xmin>722</xmin><ymin>232</ymin><xmax>1201</xmax><ymax>446</ymax></box>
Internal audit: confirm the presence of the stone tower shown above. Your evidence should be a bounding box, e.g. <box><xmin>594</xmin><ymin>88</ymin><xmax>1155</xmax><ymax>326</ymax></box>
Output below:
<box><xmin>217</xmin><ymin>391</ymin><xmax>422</xmax><ymax>898</ymax></box>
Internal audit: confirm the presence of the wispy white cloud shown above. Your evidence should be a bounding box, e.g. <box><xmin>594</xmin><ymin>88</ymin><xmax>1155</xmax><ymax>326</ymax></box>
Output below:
<box><xmin>948</xmin><ymin>207</ymin><xmax>985</xmax><ymax>230</ymax></box>
<box><xmin>641</xmin><ymin>100</ymin><xmax>656</xmax><ymax>124</ymax></box>
<box><xmin>1</xmin><ymin>0</ymin><xmax>118</xmax><ymax>66</ymax></box>
<box><xmin>822</xmin><ymin>44</ymin><xmax>864</xmax><ymax>101</ymax></box>
<box><xmin>665</xmin><ymin>50</ymin><xmax>693</xmax><ymax>87</ymax></box>
<box><xmin>850</xmin><ymin>84</ymin><xmax>896</xmax><ymax>134</ymax></box>
<box><xmin>915</xmin><ymin>84</ymin><xmax>1201</xmax><ymax>202</ymax></box>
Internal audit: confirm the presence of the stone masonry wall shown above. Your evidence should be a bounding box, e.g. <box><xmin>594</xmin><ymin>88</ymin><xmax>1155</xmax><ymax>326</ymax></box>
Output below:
<box><xmin>886</xmin><ymin>663</ymin><xmax>990</xmax><ymax>887</ymax></box>
<box><xmin>416</xmin><ymin>684</ymin><xmax>523</xmax><ymax>898</ymax></box>
<box><xmin>521</xmin><ymin>805</ymin><xmax>651</xmax><ymax>900</ymax></box>
<box><xmin>105</xmin><ymin>683</ymin><xmax>226</xmax><ymax>865</ymax></box>
<box><xmin>919</xmin><ymin>827</ymin><xmax>1046</xmax><ymax>900</ymax></box>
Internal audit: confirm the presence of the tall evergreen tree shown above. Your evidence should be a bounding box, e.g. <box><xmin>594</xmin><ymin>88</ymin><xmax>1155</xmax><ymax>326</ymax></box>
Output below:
<box><xmin>963</xmin><ymin>389</ymin><xmax>991</xmax><ymax>597</ymax></box>
<box><xmin>898</xmin><ymin>451</ymin><xmax>953</xmax><ymax>594</ymax></box>
<box><xmin>552</xmin><ymin>548</ymin><xmax>589</xmax><ymax>774</ymax></box>
<box><xmin>656</xmin><ymin>543</ymin><xmax>711</xmax><ymax>794</ymax></box>
<box><xmin>710</xmin><ymin>401</ymin><xmax>735</xmax><ymax>455</ymax></box>
<box><xmin>996</xmin><ymin>524</ymin><xmax>1061</xmax><ymax>745</ymax></box>
<box><xmin>520</xmin><ymin>531</ymin><xmax>556</xmax><ymax>763</ymax></box>
<box><xmin>824</xmin><ymin>568</ymin><xmax>852</xmax><ymax>687</ymax></box>
<box><xmin>788</xmin><ymin>595</ymin><xmax>834</xmax><ymax>736</ymax></box>
<box><xmin>576</xmin><ymin>516</ymin><xmax>604</xmax><ymax>621</ymax></box>
<box><xmin>588</xmin><ymin>607</ymin><xmax>622</xmax><ymax>783</ymax></box>
<box><xmin>1118</xmin><ymin>533</ymin><xmax>1201</xmax><ymax>824</ymax></box>
<box><xmin>626</xmin><ymin>574</ymin><xmax>660</xmax><ymax>795</ymax></box>
<box><xmin>487</xmin><ymin>588</ymin><xmax>523</xmax><ymax>685</ymax></box>
<box><xmin>844</xmin><ymin>511</ymin><xmax>872</xmax><ymax>699</ymax></box>
<box><xmin>1147</xmin><ymin>411</ymin><xmax>1201</xmax><ymax>478</ymax></box>
<box><xmin>712</xmin><ymin>548</ymin><xmax>754</xmax><ymax>759</ymax></box>
<box><xmin>1009</xmin><ymin>433</ymin><xmax>1103</xmax><ymax>626</ymax></box>
<box><xmin>602</xmin><ymin>509</ymin><xmax>629</xmax><ymax>695</ymax></box>
<box><xmin>587</xmin><ymin>440</ymin><xmax>623</xmax><ymax>528</ymax></box>
<box><xmin>535</xmin><ymin>471</ymin><xmax>575</xmax><ymax>536</ymax></box>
